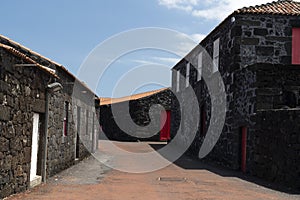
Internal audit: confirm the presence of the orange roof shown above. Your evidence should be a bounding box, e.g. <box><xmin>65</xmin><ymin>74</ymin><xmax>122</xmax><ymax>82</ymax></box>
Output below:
<box><xmin>235</xmin><ymin>0</ymin><xmax>300</xmax><ymax>16</ymax></box>
<box><xmin>100</xmin><ymin>88</ymin><xmax>169</xmax><ymax>106</ymax></box>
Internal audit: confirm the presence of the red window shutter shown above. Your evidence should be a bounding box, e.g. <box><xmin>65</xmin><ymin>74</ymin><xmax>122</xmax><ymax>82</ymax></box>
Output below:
<box><xmin>160</xmin><ymin>110</ymin><xmax>171</xmax><ymax>141</ymax></box>
<box><xmin>292</xmin><ymin>28</ymin><xmax>300</xmax><ymax>65</ymax></box>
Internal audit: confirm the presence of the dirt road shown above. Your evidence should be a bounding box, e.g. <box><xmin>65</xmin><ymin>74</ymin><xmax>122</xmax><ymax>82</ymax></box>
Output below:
<box><xmin>6</xmin><ymin>141</ymin><xmax>300</xmax><ymax>200</ymax></box>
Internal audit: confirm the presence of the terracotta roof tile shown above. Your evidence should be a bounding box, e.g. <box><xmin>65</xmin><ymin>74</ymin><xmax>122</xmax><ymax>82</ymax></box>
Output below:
<box><xmin>0</xmin><ymin>35</ymin><xmax>97</xmax><ymax>96</ymax></box>
<box><xmin>100</xmin><ymin>88</ymin><xmax>169</xmax><ymax>106</ymax></box>
<box><xmin>235</xmin><ymin>0</ymin><xmax>300</xmax><ymax>16</ymax></box>
<box><xmin>0</xmin><ymin>43</ymin><xmax>59</xmax><ymax>78</ymax></box>
<box><xmin>0</xmin><ymin>34</ymin><xmax>74</xmax><ymax>78</ymax></box>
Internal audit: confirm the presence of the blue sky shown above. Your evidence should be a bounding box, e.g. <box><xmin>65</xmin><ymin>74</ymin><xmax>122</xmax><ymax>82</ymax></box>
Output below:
<box><xmin>0</xmin><ymin>0</ymin><xmax>282</xmax><ymax>97</ymax></box>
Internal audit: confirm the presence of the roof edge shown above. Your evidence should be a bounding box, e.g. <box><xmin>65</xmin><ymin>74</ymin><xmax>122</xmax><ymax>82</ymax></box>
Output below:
<box><xmin>0</xmin><ymin>34</ymin><xmax>98</xmax><ymax>97</ymax></box>
<box><xmin>0</xmin><ymin>43</ymin><xmax>59</xmax><ymax>78</ymax></box>
<box><xmin>100</xmin><ymin>87</ymin><xmax>170</xmax><ymax>106</ymax></box>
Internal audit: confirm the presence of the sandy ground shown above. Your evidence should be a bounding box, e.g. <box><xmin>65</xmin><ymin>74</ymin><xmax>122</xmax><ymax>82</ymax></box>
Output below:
<box><xmin>6</xmin><ymin>141</ymin><xmax>300</xmax><ymax>200</ymax></box>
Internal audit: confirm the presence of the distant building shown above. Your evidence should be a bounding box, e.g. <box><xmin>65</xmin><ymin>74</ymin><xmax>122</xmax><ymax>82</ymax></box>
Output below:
<box><xmin>99</xmin><ymin>88</ymin><xmax>173</xmax><ymax>141</ymax></box>
<box><xmin>171</xmin><ymin>0</ymin><xmax>300</xmax><ymax>189</ymax></box>
<box><xmin>0</xmin><ymin>35</ymin><xmax>100</xmax><ymax>198</ymax></box>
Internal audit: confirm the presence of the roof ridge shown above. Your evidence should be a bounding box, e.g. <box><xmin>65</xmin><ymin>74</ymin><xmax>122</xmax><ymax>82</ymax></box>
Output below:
<box><xmin>100</xmin><ymin>87</ymin><xmax>169</xmax><ymax>105</ymax></box>
<box><xmin>0</xmin><ymin>34</ymin><xmax>64</xmax><ymax>67</ymax></box>
<box><xmin>0</xmin><ymin>34</ymin><xmax>78</xmax><ymax>80</ymax></box>
<box><xmin>0</xmin><ymin>34</ymin><xmax>98</xmax><ymax>96</ymax></box>
<box><xmin>235</xmin><ymin>0</ymin><xmax>300</xmax><ymax>15</ymax></box>
<box><xmin>0</xmin><ymin>43</ymin><xmax>59</xmax><ymax>78</ymax></box>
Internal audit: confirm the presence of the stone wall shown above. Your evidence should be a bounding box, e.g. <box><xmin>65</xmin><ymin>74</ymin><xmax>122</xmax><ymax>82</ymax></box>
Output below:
<box><xmin>0</xmin><ymin>45</ymin><xmax>99</xmax><ymax>198</ymax></box>
<box><xmin>246</xmin><ymin>63</ymin><xmax>300</xmax><ymax>189</ymax></box>
<box><xmin>201</xmin><ymin>65</ymin><xmax>257</xmax><ymax>169</ymax></box>
<box><xmin>171</xmin><ymin>15</ymin><xmax>240</xmax><ymax>166</ymax></box>
<box><xmin>100</xmin><ymin>89</ymin><xmax>173</xmax><ymax>141</ymax></box>
<box><xmin>248</xmin><ymin>109</ymin><xmax>300</xmax><ymax>189</ymax></box>
<box><xmin>72</xmin><ymin>93</ymin><xmax>99</xmax><ymax>156</ymax></box>
<box><xmin>0</xmin><ymin>48</ymin><xmax>50</xmax><ymax>198</ymax></box>
<box><xmin>171</xmin><ymin>12</ymin><xmax>300</xmax><ymax>190</ymax></box>
<box><xmin>254</xmin><ymin>64</ymin><xmax>300</xmax><ymax>110</ymax></box>
<box><xmin>237</xmin><ymin>14</ymin><xmax>300</xmax><ymax>68</ymax></box>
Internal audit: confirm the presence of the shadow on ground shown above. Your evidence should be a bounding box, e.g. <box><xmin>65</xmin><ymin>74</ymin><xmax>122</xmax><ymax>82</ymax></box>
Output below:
<box><xmin>149</xmin><ymin>143</ymin><xmax>300</xmax><ymax>195</ymax></box>
<box><xmin>48</xmin><ymin>156</ymin><xmax>111</xmax><ymax>185</ymax></box>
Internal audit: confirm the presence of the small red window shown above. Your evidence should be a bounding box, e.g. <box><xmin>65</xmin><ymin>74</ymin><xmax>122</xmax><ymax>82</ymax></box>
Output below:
<box><xmin>292</xmin><ymin>28</ymin><xmax>300</xmax><ymax>64</ymax></box>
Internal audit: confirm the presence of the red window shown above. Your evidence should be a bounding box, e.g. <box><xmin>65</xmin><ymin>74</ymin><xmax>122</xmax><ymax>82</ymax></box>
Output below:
<box><xmin>292</xmin><ymin>28</ymin><xmax>300</xmax><ymax>64</ymax></box>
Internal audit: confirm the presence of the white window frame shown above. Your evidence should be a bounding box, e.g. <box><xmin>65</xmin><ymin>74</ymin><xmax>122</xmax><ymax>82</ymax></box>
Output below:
<box><xmin>213</xmin><ymin>38</ymin><xmax>220</xmax><ymax>73</ymax></box>
<box><xmin>197</xmin><ymin>52</ymin><xmax>203</xmax><ymax>81</ymax></box>
<box><xmin>186</xmin><ymin>62</ymin><xmax>190</xmax><ymax>88</ymax></box>
<box><xmin>176</xmin><ymin>70</ymin><xmax>180</xmax><ymax>92</ymax></box>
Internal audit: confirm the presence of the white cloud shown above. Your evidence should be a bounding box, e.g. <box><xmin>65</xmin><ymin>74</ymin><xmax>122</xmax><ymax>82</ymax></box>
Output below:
<box><xmin>158</xmin><ymin>0</ymin><xmax>199</xmax><ymax>11</ymax></box>
<box><xmin>158</xmin><ymin>0</ymin><xmax>294</xmax><ymax>21</ymax></box>
<box><xmin>190</xmin><ymin>33</ymin><xmax>206</xmax><ymax>42</ymax></box>
<box><xmin>152</xmin><ymin>57</ymin><xmax>180</xmax><ymax>65</ymax></box>
<box><xmin>173</xmin><ymin>32</ymin><xmax>198</xmax><ymax>55</ymax></box>
<box><xmin>131</xmin><ymin>57</ymin><xmax>180</xmax><ymax>66</ymax></box>
<box><xmin>131</xmin><ymin>59</ymin><xmax>157</xmax><ymax>65</ymax></box>
<box><xmin>192</xmin><ymin>0</ymin><xmax>273</xmax><ymax>20</ymax></box>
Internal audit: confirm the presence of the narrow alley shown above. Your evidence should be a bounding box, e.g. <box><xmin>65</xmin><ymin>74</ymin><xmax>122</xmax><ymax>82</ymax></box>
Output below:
<box><xmin>6</xmin><ymin>141</ymin><xmax>300</xmax><ymax>200</ymax></box>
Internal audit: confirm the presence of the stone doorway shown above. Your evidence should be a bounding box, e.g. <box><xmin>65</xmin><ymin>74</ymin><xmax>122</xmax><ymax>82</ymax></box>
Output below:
<box><xmin>30</xmin><ymin>113</ymin><xmax>42</xmax><ymax>187</ymax></box>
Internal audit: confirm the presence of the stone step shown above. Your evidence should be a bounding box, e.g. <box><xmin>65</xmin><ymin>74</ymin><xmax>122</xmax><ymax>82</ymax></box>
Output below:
<box><xmin>30</xmin><ymin>175</ymin><xmax>42</xmax><ymax>188</ymax></box>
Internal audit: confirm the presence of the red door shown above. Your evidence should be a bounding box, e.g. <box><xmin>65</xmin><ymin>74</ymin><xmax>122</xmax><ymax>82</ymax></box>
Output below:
<box><xmin>241</xmin><ymin>127</ymin><xmax>247</xmax><ymax>173</ymax></box>
<box><xmin>292</xmin><ymin>28</ymin><xmax>300</xmax><ymax>64</ymax></box>
<box><xmin>160</xmin><ymin>110</ymin><xmax>171</xmax><ymax>141</ymax></box>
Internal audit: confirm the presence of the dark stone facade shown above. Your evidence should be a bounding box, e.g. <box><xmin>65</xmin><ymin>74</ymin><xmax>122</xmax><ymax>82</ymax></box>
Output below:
<box><xmin>246</xmin><ymin>64</ymin><xmax>300</xmax><ymax>188</ymax></box>
<box><xmin>100</xmin><ymin>89</ymin><xmax>173</xmax><ymax>141</ymax></box>
<box><xmin>0</xmin><ymin>36</ymin><xmax>99</xmax><ymax>198</ymax></box>
<box><xmin>171</xmin><ymin>11</ymin><xmax>300</xmax><ymax>190</ymax></box>
<box><xmin>250</xmin><ymin>109</ymin><xmax>300</xmax><ymax>187</ymax></box>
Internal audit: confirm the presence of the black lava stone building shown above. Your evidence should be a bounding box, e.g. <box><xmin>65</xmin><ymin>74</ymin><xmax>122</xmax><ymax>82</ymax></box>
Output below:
<box><xmin>171</xmin><ymin>0</ymin><xmax>300</xmax><ymax>190</ymax></box>
<box><xmin>0</xmin><ymin>35</ymin><xmax>100</xmax><ymax>198</ymax></box>
<box><xmin>100</xmin><ymin>88</ymin><xmax>173</xmax><ymax>142</ymax></box>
